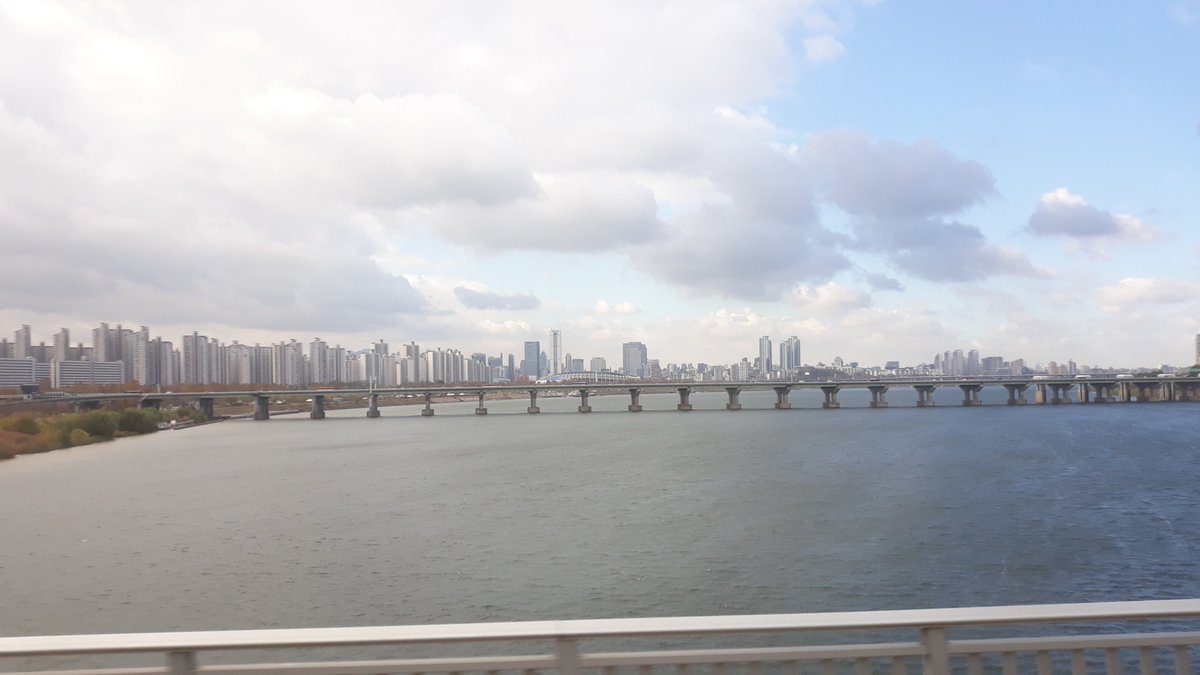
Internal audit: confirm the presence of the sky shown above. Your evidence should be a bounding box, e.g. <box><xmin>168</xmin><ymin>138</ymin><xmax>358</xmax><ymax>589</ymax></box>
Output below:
<box><xmin>1</xmin><ymin>1</ymin><xmax>1198</xmax><ymax>369</ymax></box>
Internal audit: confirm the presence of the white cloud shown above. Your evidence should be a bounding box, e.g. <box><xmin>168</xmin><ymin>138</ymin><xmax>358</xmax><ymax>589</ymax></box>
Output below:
<box><xmin>802</xmin><ymin>130</ymin><xmax>1038</xmax><ymax>282</ymax></box>
<box><xmin>785</xmin><ymin>283</ymin><xmax>871</xmax><ymax>313</ymax></box>
<box><xmin>593</xmin><ymin>300</ymin><xmax>641</xmax><ymax>315</ymax></box>
<box><xmin>803</xmin><ymin>35</ymin><xmax>846</xmax><ymax>62</ymax></box>
<box><xmin>1028</xmin><ymin>188</ymin><xmax>1160</xmax><ymax>243</ymax></box>
<box><xmin>1096</xmin><ymin>278</ymin><xmax>1199</xmax><ymax>314</ymax></box>
<box><xmin>454</xmin><ymin>286</ymin><xmax>540</xmax><ymax>311</ymax></box>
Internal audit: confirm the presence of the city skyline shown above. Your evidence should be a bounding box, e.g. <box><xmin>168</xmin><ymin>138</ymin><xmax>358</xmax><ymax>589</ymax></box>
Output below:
<box><xmin>1</xmin><ymin>3</ymin><xmax>1198</xmax><ymax>367</ymax></box>
<box><xmin>6</xmin><ymin>320</ymin><xmax>1195</xmax><ymax>390</ymax></box>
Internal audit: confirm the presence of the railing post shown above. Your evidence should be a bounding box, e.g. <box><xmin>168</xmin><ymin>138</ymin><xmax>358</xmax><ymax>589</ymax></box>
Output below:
<box><xmin>920</xmin><ymin>627</ymin><xmax>950</xmax><ymax>675</ymax></box>
<box><xmin>556</xmin><ymin>637</ymin><xmax>580</xmax><ymax>675</ymax></box>
<box><xmin>167</xmin><ymin>650</ymin><xmax>196</xmax><ymax>675</ymax></box>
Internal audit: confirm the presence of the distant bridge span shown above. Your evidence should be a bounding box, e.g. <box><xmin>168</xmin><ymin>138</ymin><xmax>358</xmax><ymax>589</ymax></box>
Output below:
<box><xmin>2</xmin><ymin>377</ymin><xmax>1197</xmax><ymax>420</ymax></box>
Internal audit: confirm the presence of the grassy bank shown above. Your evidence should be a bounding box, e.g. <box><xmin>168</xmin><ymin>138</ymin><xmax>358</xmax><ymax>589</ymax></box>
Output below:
<box><xmin>0</xmin><ymin>408</ymin><xmax>199</xmax><ymax>460</ymax></box>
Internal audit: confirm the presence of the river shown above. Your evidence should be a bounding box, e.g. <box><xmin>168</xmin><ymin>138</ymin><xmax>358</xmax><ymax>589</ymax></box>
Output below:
<box><xmin>2</xmin><ymin>391</ymin><xmax>1198</xmax><ymax>642</ymax></box>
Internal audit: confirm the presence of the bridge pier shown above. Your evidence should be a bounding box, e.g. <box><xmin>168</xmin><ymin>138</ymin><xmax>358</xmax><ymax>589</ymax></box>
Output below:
<box><xmin>310</xmin><ymin>395</ymin><xmax>326</xmax><ymax>420</ymax></box>
<box><xmin>254</xmin><ymin>395</ymin><xmax>270</xmax><ymax>420</ymax></box>
<box><xmin>475</xmin><ymin>391</ymin><xmax>487</xmax><ymax>415</ymax></box>
<box><xmin>725</xmin><ymin>387</ymin><xmax>742</xmax><ymax>411</ymax></box>
<box><xmin>368</xmin><ymin>393</ymin><xmax>382</xmax><ymax>417</ymax></box>
<box><xmin>868</xmin><ymin>385</ymin><xmax>888</xmax><ymax>408</ymax></box>
<box><xmin>914</xmin><ymin>385</ymin><xmax>936</xmax><ymax>407</ymax></box>
<box><xmin>578</xmin><ymin>389</ymin><xmax>592</xmax><ymax>413</ymax></box>
<box><xmin>1089</xmin><ymin>383</ymin><xmax>1111</xmax><ymax>403</ymax></box>
<box><xmin>820</xmin><ymin>385</ymin><xmax>840</xmax><ymax>409</ymax></box>
<box><xmin>1050</xmin><ymin>384</ymin><xmax>1073</xmax><ymax>404</ymax></box>
<box><xmin>139</xmin><ymin>398</ymin><xmax>161</xmax><ymax>411</ymax></box>
<box><xmin>958</xmin><ymin>384</ymin><xmax>982</xmax><ymax>406</ymax></box>
<box><xmin>197</xmin><ymin>397</ymin><xmax>215</xmax><ymax>420</ymax></box>
<box><xmin>1035</xmin><ymin>383</ymin><xmax>1047</xmax><ymax>404</ymax></box>
<box><xmin>1004</xmin><ymin>383</ymin><xmax>1028</xmax><ymax>406</ymax></box>
<box><xmin>628</xmin><ymin>388</ymin><xmax>642</xmax><ymax>412</ymax></box>
<box><xmin>676</xmin><ymin>387</ymin><xmax>693</xmax><ymax>411</ymax></box>
<box><xmin>421</xmin><ymin>392</ymin><xmax>434</xmax><ymax>416</ymax></box>
<box><xmin>773</xmin><ymin>386</ymin><xmax>791</xmax><ymax>410</ymax></box>
<box><xmin>527</xmin><ymin>390</ymin><xmax>540</xmax><ymax>414</ymax></box>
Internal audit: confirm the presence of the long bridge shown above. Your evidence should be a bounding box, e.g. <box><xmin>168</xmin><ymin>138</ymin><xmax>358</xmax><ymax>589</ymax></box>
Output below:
<box><xmin>3</xmin><ymin>377</ymin><xmax>1197</xmax><ymax>420</ymax></box>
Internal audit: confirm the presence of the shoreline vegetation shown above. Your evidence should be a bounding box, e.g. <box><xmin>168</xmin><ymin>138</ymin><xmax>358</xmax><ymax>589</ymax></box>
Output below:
<box><xmin>0</xmin><ymin>408</ymin><xmax>188</xmax><ymax>460</ymax></box>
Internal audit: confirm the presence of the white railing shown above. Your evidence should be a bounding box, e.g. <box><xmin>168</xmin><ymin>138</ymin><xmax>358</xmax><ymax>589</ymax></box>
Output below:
<box><xmin>3</xmin><ymin>600</ymin><xmax>1200</xmax><ymax>675</ymax></box>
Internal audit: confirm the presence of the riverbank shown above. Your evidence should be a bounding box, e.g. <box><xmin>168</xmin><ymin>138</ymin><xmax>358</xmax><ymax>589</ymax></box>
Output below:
<box><xmin>0</xmin><ymin>408</ymin><xmax>173</xmax><ymax>460</ymax></box>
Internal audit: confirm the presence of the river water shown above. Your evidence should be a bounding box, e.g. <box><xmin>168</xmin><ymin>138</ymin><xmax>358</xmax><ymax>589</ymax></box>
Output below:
<box><xmin>2</xmin><ymin>391</ymin><xmax>1199</xmax><ymax>644</ymax></box>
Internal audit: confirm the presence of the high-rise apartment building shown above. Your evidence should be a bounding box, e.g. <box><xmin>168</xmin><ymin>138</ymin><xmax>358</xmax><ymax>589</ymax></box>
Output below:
<box><xmin>182</xmin><ymin>332</ymin><xmax>210</xmax><ymax>385</ymax></box>
<box><xmin>590</xmin><ymin>357</ymin><xmax>607</xmax><ymax>372</ymax></box>
<box><xmin>52</xmin><ymin>328</ymin><xmax>70</xmax><ymax>363</ymax></box>
<box><xmin>622</xmin><ymin>342</ymin><xmax>647</xmax><ymax>378</ymax></box>
<box><xmin>14</xmin><ymin>325</ymin><xmax>31</xmax><ymax>361</ymax></box>
<box><xmin>758</xmin><ymin>336</ymin><xmax>772</xmax><ymax>376</ymax></box>
<box><xmin>967</xmin><ymin>349</ymin><xmax>980</xmax><ymax>377</ymax></box>
<box><xmin>779</xmin><ymin>336</ymin><xmax>801</xmax><ymax>372</ymax></box>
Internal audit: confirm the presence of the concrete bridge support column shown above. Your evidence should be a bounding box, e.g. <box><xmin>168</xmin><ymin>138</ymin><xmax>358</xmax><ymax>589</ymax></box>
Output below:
<box><xmin>628</xmin><ymin>388</ymin><xmax>643</xmax><ymax>412</ymax></box>
<box><xmin>1004</xmin><ymin>384</ymin><xmax>1028</xmax><ymax>406</ymax></box>
<box><xmin>773</xmin><ymin>386</ymin><xmax>792</xmax><ymax>410</ymax></box>
<box><xmin>1134</xmin><ymin>384</ymin><xmax>1152</xmax><ymax>402</ymax></box>
<box><xmin>254</xmin><ymin>396</ymin><xmax>270</xmax><ymax>420</ymax></box>
<box><xmin>914</xmin><ymin>385</ymin><xmax>937</xmax><ymax>407</ymax></box>
<box><xmin>1035</xmin><ymin>383</ymin><xmax>1047</xmax><ymax>404</ymax></box>
<box><xmin>139</xmin><ymin>398</ymin><xmax>161</xmax><ymax>411</ymax></box>
<box><xmin>368</xmin><ymin>393</ymin><xmax>382</xmax><ymax>418</ymax></box>
<box><xmin>420</xmin><ymin>392</ymin><xmax>434</xmax><ymax>416</ymax></box>
<box><xmin>578</xmin><ymin>390</ymin><xmax>592</xmax><ymax>413</ymax></box>
<box><xmin>1050</xmin><ymin>384</ymin><xmax>1072</xmax><ymax>404</ymax></box>
<box><xmin>475</xmin><ymin>392</ymin><xmax>487</xmax><ymax>415</ymax></box>
<box><xmin>1117</xmin><ymin>382</ymin><xmax>1131</xmax><ymax>402</ymax></box>
<box><xmin>1090</xmin><ymin>383</ymin><xmax>1111</xmax><ymax>403</ymax></box>
<box><xmin>821</xmin><ymin>386</ymin><xmax>840</xmax><ymax>409</ymax></box>
<box><xmin>868</xmin><ymin>386</ymin><xmax>888</xmax><ymax>408</ymax></box>
<box><xmin>676</xmin><ymin>387</ymin><xmax>693</xmax><ymax>411</ymax></box>
<box><xmin>959</xmin><ymin>385</ymin><xmax>982</xmax><ymax>406</ymax></box>
<box><xmin>725</xmin><ymin>387</ymin><xmax>742</xmax><ymax>411</ymax></box>
<box><xmin>1077</xmin><ymin>384</ymin><xmax>1091</xmax><ymax>403</ymax></box>
<box><xmin>197</xmin><ymin>397</ymin><xmax>215</xmax><ymax>420</ymax></box>
<box><xmin>527</xmin><ymin>390</ymin><xmax>541</xmax><ymax>414</ymax></box>
<box><xmin>1162</xmin><ymin>382</ymin><xmax>1176</xmax><ymax>402</ymax></box>
<box><xmin>310</xmin><ymin>395</ymin><xmax>326</xmax><ymax>420</ymax></box>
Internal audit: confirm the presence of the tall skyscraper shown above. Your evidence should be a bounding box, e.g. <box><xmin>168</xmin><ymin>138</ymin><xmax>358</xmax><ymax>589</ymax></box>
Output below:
<box><xmin>523</xmin><ymin>341</ymin><xmax>541</xmax><ymax>378</ymax></box>
<box><xmin>622</xmin><ymin>341</ymin><xmax>647</xmax><ymax>378</ymax></box>
<box><xmin>758</xmin><ymin>336</ymin><xmax>773</xmax><ymax>376</ymax></box>
<box><xmin>550</xmin><ymin>329</ymin><xmax>562</xmax><ymax>376</ymax></box>
<box><xmin>779</xmin><ymin>336</ymin><xmax>801</xmax><ymax>372</ymax></box>
<box><xmin>967</xmin><ymin>349</ymin><xmax>980</xmax><ymax>377</ymax></box>
<box><xmin>590</xmin><ymin>357</ymin><xmax>607</xmax><ymax>372</ymax></box>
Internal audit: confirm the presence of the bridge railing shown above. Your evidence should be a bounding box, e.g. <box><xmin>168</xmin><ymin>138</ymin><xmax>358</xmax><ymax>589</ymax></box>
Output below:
<box><xmin>3</xmin><ymin>600</ymin><xmax>1200</xmax><ymax>675</ymax></box>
